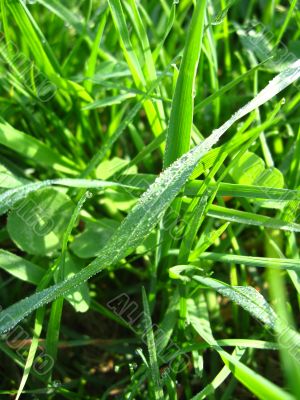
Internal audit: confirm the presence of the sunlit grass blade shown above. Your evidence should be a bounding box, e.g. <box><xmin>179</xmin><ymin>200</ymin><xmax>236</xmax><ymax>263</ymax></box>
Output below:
<box><xmin>163</xmin><ymin>0</ymin><xmax>207</xmax><ymax>167</ymax></box>
<box><xmin>0</xmin><ymin>122</ymin><xmax>79</xmax><ymax>174</ymax></box>
<box><xmin>207</xmin><ymin>204</ymin><xmax>300</xmax><ymax>232</ymax></box>
<box><xmin>108</xmin><ymin>0</ymin><xmax>165</xmax><ymax>136</ymax></box>
<box><xmin>190</xmin><ymin>251</ymin><xmax>300</xmax><ymax>271</ymax></box>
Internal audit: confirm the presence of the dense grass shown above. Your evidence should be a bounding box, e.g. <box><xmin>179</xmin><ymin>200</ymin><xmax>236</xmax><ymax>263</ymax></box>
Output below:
<box><xmin>0</xmin><ymin>0</ymin><xmax>300</xmax><ymax>399</ymax></box>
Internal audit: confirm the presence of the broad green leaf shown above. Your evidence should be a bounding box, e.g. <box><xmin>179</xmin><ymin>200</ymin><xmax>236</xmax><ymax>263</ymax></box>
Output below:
<box><xmin>0</xmin><ymin>165</ymin><xmax>28</xmax><ymax>189</ymax></box>
<box><xmin>101</xmin><ymin>189</ymin><xmax>137</xmax><ymax>212</ymax></box>
<box><xmin>0</xmin><ymin>178</ymin><xmax>138</xmax><ymax>216</ymax></box>
<box><xmin>70</xmin><ymin>219</ymin><xmax>119</xmax><ymax>259</ymax></box>
<box><xmin>96</xmin><ymin>157</ymin><xmax>137</xmax><ymax>180</ymax></box>
<box><xmin>7</xmin><ymin>188</ymin><xmax>74</xmax><ymax>256</ymax></box>
<box><xmin>230</xmin><ymin>151</ymin><xmax>284</xmax><ymax>207</ymax></box>
<box><xmin>54</xmin><ymin>253</ymin><xmax>90</xmax><ymax>313</ymax></box>
<box><xmin>0</xmin><ymin>250</ymin><xmax>44</xmax><ymax>284</ymax></box>
<box><xmin>231</xmin><ymin>151</ymin><xmax>284</xmax><ymax>188</ymax></box>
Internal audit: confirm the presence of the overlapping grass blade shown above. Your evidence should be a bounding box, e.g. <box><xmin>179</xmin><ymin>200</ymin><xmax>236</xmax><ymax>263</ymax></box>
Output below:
<box><xmin>108</xmin><ymin>0</ymin><xmax>165</xmax><ymax>136</ymax></box>
<box><xmin>187</xmin><ymin>296</ymin><xmax>294</xmax><ymax>400</ymax></box>
<box><xmin>0</xmin><ymin>122</ymin><xmax>78</xmax><ymax>174</ymax></box>
<box><xmin>5</xmin><ymin>0</ymin><xmax>92</xmax><ymax>102</ymax></box>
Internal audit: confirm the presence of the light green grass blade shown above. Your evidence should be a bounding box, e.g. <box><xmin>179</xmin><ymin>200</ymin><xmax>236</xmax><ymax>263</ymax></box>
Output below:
<box><xmin>6</xmin><ymin>0</ymin><xmax>92</xmax><ymax>102</ymax></box>
<box><xmin>276</xmin><ymin>0</ymin><xmax>298</xmax><ymax>45</ymax></box>
<box><xmin>194</xmin><ymin>60</ymin><xmax>268</xmax><ymax>113</ymax></box>
<box><xmin>119</xmin><ymin>174</ymin><xmax>300</xmax><ymax>201</ymax></box>
<box><xmin>0</xmin><ymin>122</ymin><xmax>79</xmax><ymax>174</ymax></box>
<box><xmin>45</xmin><ymin>191</ymin><xmax>90</xmax><ymax>382</ymax></box>
<box><xmin>207</xmin><ymin>204</ymin><xmax>300</xmax><ymax>232</ymax></box>
<box><xmin>190</xmin><ymin>251</ymin><xmax>300</xmax><ymax>271</ymax></box>
<box><xmin>108</xmin><ymin>0</ymin><xmax>165</xmax><ymax>137</ymax></box>
<box><xmin>163</xmin><ymin>0</ymin><xmax>207</xmax><ymax>167</ymax></box>
<box><xmin>191</xmin><ymin>347</ymin><xmax>246</xmax><ymax>400</ymax></box>
<box><xmin>175</xmin><ymin>266</ymin><xmax>300</xmax><ymax>371</ymax></box>
<box><xmin>36</xmin><ymin>0</ymin><xmax>113</xmax><ymax>63</ymax></box>
<box><xmin>15</xmin><ymin>307</ymin><xmax>45</xmax><ymax>400</ymax></box>
<box><xmin>84</xmin><ymin>8</ymin><xmax>109</xmax><ymax>93</ymax></box>
<box><xmin>82</xmin><ymin>92</ymin><xmax>136</xmax><ymax>110</ymax></box>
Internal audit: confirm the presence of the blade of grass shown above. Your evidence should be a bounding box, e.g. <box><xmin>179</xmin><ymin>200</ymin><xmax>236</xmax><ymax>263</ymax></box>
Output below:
<box><xmin>190</xmin><ymin>251</ymin><xmax>300</xmax><ymax>271</ymax></box>
<box><xmin>142</xmin><ymin>287</ymin><xmax>164</xmax><ymax>399</ymax></box>
<box><xmin>0</xmin><ymin>122</ymin><xmax>79</xmax><ymax>174</ymax></box>
<box><xmin>45</xmin><ymin>191</ymin><xmax>90</xmax><ymax>382</ymax></box>
<box><xmin>207</xmin><ymin>204</ymin><xmax>300</xmax><ymax>232</ymax></box>
<box><xmin>108</xmin><ymin>0</ymin><xmax>165</xmax><ymax>137</ymax></box>
<box><xmin>163</xmin><ymin>0</ymin><xmax>207</xmax><ymax>167</ymax></box>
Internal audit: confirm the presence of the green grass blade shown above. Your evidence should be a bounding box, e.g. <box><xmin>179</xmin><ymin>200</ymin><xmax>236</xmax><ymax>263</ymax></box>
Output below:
<box><xmin>163</xmin><ymin>0</ymin><xmax>207</xmax><ymax>167</ymax></box>
<box><xmin>0</xmin><ymin>122</ymin><xmax>79</xmax><ymax>174</ymax></box>
<box><xmin>190</xmin><ymin>251</ymin><xmax>300</xmax><ymax>271</ymax></box>
<box><xmin>142</xmin><ymin>287</ymin><xmax>164</xmax><ymax>399</ymax></box>
<box><xmin>207</xmin><ymin>204</ymin><xmax>300</xmax><ymax>232</ymax></box>
<box><xmin>15</xmin><ymin>307</ymin><xmax>45</xmax><ymax>400</ymax></box>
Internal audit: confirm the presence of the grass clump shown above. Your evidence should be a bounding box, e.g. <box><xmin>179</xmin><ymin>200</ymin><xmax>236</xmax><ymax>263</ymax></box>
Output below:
<box><xmin>0</xmin><ymin>1</ymin><xmax>300</xmax><ymax>399</ymax></box>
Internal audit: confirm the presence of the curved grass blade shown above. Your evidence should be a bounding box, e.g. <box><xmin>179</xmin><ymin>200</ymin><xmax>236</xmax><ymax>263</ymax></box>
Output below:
<box><xmin>0</xmin><ymin>179</ymin><xmax>138</xmax><ymax>216</ymax></box>
<box><xmin>0</xmin><ymin>123</ymin><xmax>78</xmax><ymax>175</ymax></box>
<box><xmin>187</xmin><ymin>296</ymin><xmax>294</xmax><ymax>400</ymax></box>
<box><xmin>191</xmin><ymin>347</ymin><xmax>246</xmax><ymax>400</ymax></box>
